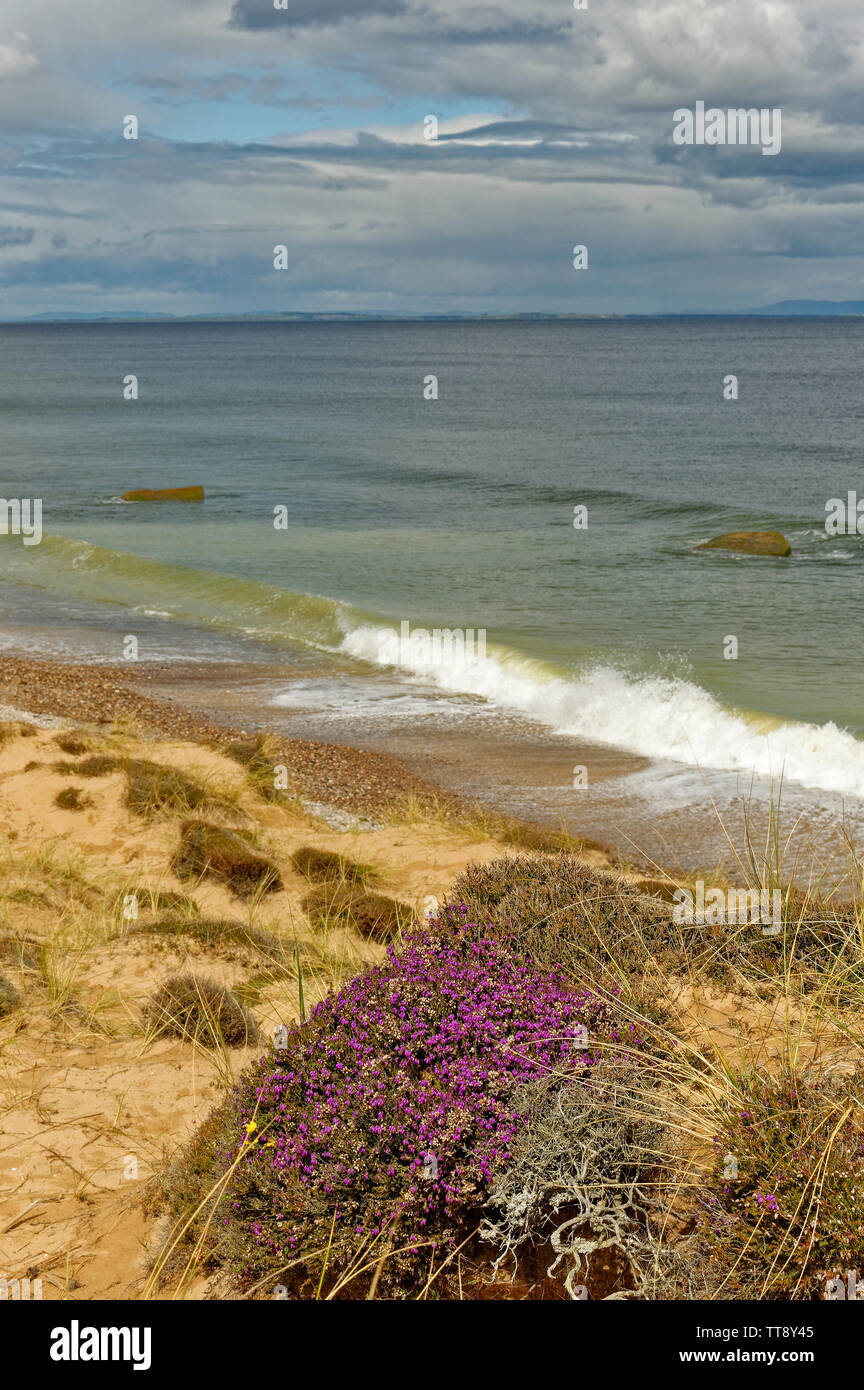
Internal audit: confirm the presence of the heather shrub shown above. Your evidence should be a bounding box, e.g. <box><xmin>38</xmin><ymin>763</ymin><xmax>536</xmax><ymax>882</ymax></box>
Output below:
<box><xmin>149</xmin><ymin>903</ymin><xmax>644</xmax><ymax>1296</ymax></box>
<box><xmin>449</xmin><ymin>855</ymin><xmax>863</xmax><ymax>993</ymax></box>
<box><xmin>449</xmin><ymin>857</ymin><xmax>669</xmax><ymax>985</ymax></box>
<box><xmin>143</xmin><ymin>973</ymin><xmax>258</xmax><ymax>1048</ymax></box>
<box><xmin>693</xmin><ymin>1068</ymin><xmax>864</xmax><ymax>1300</ymax></box>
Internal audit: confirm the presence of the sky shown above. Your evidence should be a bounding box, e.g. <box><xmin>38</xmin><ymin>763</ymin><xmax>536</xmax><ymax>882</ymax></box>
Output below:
<box><xmin>0</xmin><ymin>0</ymin><xmax>862</xmax><ymax>317</ymax></box>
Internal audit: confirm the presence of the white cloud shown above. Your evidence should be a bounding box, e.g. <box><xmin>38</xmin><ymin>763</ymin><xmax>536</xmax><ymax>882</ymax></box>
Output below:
<box><xmin>0</xmin><ymin>31</ymin><xmax>37</xmax><ymax>78</ymax></box>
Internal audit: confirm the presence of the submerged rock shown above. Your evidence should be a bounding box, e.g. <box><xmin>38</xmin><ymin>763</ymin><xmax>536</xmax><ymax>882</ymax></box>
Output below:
<box><xmin>697</xmin><ymin>529</ymin><xmax>791</xmax><ymax>557</ymax></box>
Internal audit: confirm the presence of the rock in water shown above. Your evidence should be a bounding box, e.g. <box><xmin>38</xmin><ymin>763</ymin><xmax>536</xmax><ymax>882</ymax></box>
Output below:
<box><xmin>697</xmin><ymin>529</ymin><xmax>791</xmax><ymax>557</ymax></box>
<box><xmin>122</xmin><ymin>485</ymin><xmax>205</xmax><ymax>502</ymax></box>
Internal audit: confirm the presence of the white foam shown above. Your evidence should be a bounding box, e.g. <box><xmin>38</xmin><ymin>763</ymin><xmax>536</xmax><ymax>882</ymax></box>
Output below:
<box><xmin>340</xmin><ymin>624</ymin><xmax>864</xmax><ymax>800</ymax></box>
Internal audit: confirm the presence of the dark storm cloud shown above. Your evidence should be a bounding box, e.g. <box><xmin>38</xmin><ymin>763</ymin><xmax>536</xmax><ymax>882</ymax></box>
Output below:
<box><xmin>229</xmin><ymin>0</ymin><xmax>571</xmax><ymax>45</ymax></box>
<box><xmin>0</xmin><ymin>226</ymin><xmax>35</xmax><ymax>247</ymax></box>
<box><xmin>229</xmin><ymin>0</ymin><xmax>409</xmax><ymax>31</ymax></box>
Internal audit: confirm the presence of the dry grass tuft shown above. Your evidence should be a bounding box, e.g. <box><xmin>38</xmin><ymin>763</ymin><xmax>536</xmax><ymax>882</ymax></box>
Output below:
<box><xmin>114</xmin><ymin>887</ymin><xmax>200</xmax><ymax>919</ymax></box>
<box><xmin>132</xmin><ymin>916</ymin><xmax>282</xmax><ymax>958</ymax></box>
<box><xmin>0</xmin><ymin>973</ymin><xmax>21</xmax><ymax>1016</ymax></box>
<box><xmin>173</xmin><ymin>820</ymin><xmax>282</xmax><ymax>897</ymax></box>
<box><xmin>53</xmin><ymin>731</ymin><xmax>93</xmax><ymax>756</ymax></box>
<box><xmin>142</xmin><ymin>972</ymin><xmax>259</xmax><ymax>1048</ymax></box>
<box><xmin>76</xmin><ymin>753</ymin><xmax>121</xmax><ymax>778</ymax></box>
<box><xmin>123</xmin><ymin>759</ymin><xmax>217</xmax><ymax>818</ymax></box>
<box><xmin>224</xmin><ymin>733</ymin><xmax>288</xmax><ymax>803</ymax></box>
<box><xmin>290</xmin><ymin>845</ymin><xmax>378</xmax><ymax>887</ymax></box>
<box><xmin>54</xmin><ymin>786</ymin><xmax>94</xmax><ymax>812</ymax></box>
<box><xmin>302</xmin><ymin>883</ymin><xmax>412</xmax><ymax>941</ymax></box>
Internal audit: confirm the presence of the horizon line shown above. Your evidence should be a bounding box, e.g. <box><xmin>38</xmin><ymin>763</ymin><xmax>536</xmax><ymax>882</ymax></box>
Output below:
<box><xmin>3</xmin><ymin>302</ymin><xmax>864</xmax><ymax>325</ymax></box>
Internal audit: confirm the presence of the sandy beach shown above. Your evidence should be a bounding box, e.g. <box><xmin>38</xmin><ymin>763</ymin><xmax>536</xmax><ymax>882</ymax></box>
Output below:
<box><xmin>0</xmin><ymin>660</ymin><xmax>514</xmax><ymax>1297</ymax></box>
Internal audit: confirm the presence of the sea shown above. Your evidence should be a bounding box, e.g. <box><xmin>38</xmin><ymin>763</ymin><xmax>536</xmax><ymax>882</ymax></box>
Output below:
<box><xmin>1</xmin><ymin>317</ymin><xmax>862</xmax><ymax>878</ymax></box>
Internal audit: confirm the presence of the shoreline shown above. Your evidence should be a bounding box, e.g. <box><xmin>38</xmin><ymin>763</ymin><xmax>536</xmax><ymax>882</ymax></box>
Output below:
<box><xmin>0</xmin><ymin>653</ymin><xmax>651</xmax><ymax>877</ymax></box>
<box><xmin>0</xmin><ymin>655</ymin><xmax>449</xmax><ymax>822</ymax></box>
<box><xmin>0</xmin><ymin>652</ymin><xmax>859</xmax><ymax>889</ymax></box>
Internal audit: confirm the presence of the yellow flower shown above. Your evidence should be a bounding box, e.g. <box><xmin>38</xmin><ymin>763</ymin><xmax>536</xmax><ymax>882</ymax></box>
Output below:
<box><xmin>245</xmin><ymin>1120</ymin><xmax>258</xmax><ymax>1136</ymax></box>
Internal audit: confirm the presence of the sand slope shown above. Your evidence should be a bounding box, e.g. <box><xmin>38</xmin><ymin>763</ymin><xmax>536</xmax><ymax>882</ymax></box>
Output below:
<box><xmin>0</xmin><ymin>718</ymin><xmax>511</xmax><ymax>1300</ymax></box>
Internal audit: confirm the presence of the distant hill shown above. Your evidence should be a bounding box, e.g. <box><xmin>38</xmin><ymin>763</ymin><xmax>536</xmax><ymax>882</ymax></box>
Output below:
<box><xmin>4</xmin><ymin>301</ymin><xmax>864</xmax><ymax>324</ymax></box>
<box><xmin>21</xmin><ymin>311</ymin><xmax>177</xmax><ymax>322</ymax></box>
<box><xmin>742</xmin><ymin>300</ymin><xmax>864</xmax><ymax>316</ymax></box>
